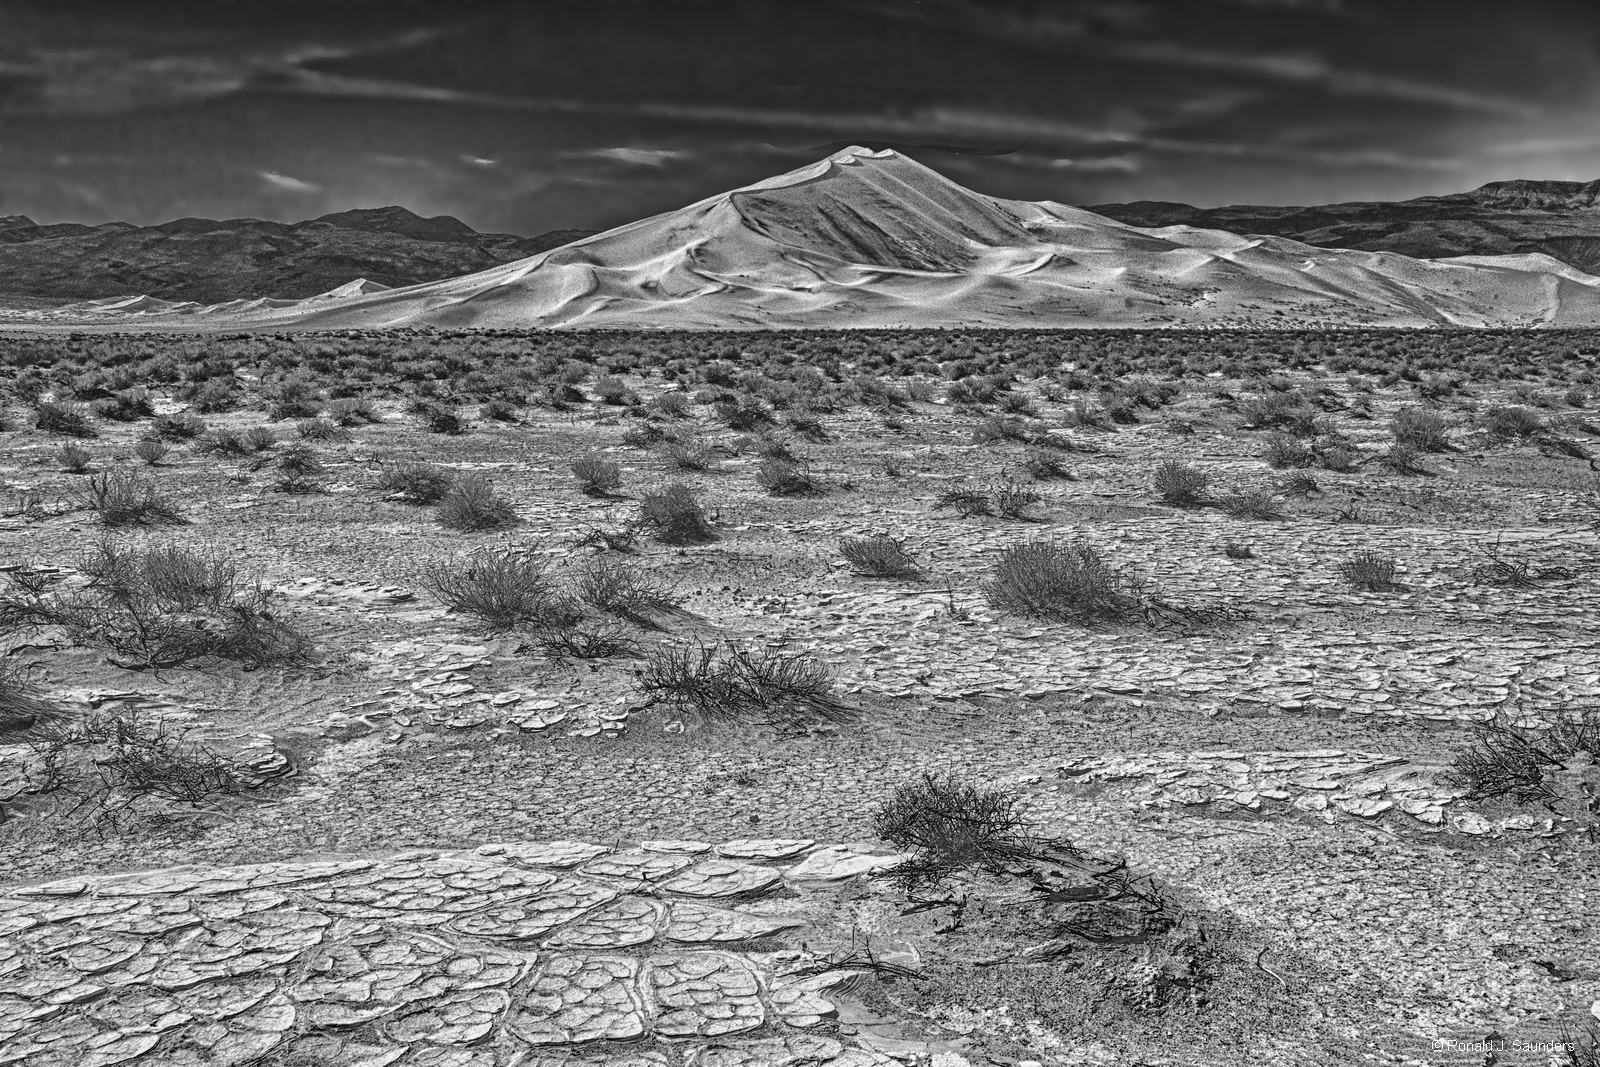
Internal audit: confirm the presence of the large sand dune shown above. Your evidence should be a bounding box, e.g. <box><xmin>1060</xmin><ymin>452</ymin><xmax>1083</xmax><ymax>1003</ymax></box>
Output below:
<box><xmin>12</xmin><ymin>146</ymin><xmax>1600</xmax><ymax>329</ymax></box>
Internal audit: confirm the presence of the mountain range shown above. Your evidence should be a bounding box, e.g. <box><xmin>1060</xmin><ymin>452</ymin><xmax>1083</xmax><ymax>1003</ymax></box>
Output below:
<box><xmin>1090</xmin><ymin>181</ymin><xmax>1600</xmax><ymax>276</ymax></box>
<box><xmin>7</xmin><ymin>148</ymin><xmax>1600</xmax><ymax>329</ymax></box>
<box><xmin>0</xmin><ymin>209</ymin><xmax>593</xmax><ymax>305</ymax></box>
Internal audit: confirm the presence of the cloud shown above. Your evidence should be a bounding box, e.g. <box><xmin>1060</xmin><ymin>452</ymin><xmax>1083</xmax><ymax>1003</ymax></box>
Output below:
<box><xmin>1110</xmin><ymin>42</ymin><xmax>1542</xmax><ymax>118</ymax></box>
<box><xmin>584</xmin><ymin>147</ymin><xmax>684</xmax><ymax>167</ymax></box>
<box><xmin>260</xmin><ymin>170</ymin><xmax>320</xmax><ymax>193</ymax></box>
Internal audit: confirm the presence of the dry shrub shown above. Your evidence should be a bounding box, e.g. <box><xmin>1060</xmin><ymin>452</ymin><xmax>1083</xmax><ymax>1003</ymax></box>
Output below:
<box><xmin>77</xmin><ymin>472</ymin><xmax>184</xmax><ymax>527</ymax></box>
<box><xmin>638</xmin><ymin>483</ymin><xmax>717</xmax><ymax>544</ymax></box>
<box><xmin>1338</xmin><ymin>550</ymin><xmax>1402</xmax><ymax>592</ymax></box>
<box><xmin>570</xmin><ymin>454</ymin><xmax>624</xmax><ymax>496</ymax></box>
<box><xmin>874</xmin><ymin>772</ymin><xmax>1038</xmax><ymax>890</ymax></box>
<box><xmin>437</xmin><ymin>474</ymin><xmax>519</xmax><ymax>531</ymax></box>
<box><xmin>35</xmin><ymin>400</ymin><xmax>96</xmax><ymax>438</ymax></box>
<box><xmin>636</xmin><ymin>638</ymin><xmax>850</xmax><ymax>723</ymax></box>
<box><xmin>422</xmin><ymin>547</ymin><xmax>571</xmax><ymax>632</ymax></box>
<box><xmin>840</xmin><ymin>535</ymin><xmax>920</xmax><ymax>578</ymax></box>
<box><xmin>985</xmin><ymin>539</ymin><xmax>1144</xmax><ymax>625</ymax></box>
<box><xmin>374</xmin><ymin>460</ymin><xmax>454</xmax><ymax>503</ymax></box>
<box><xmin>1152</xmin><ymin>460</ymin><xmax>1208</xmax><ymax>506</ymax></box>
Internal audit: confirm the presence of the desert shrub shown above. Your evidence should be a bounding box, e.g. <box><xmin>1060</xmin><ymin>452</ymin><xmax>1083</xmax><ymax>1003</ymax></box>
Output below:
<box><xmin>840</xmin><ymin>535</ymin><xmax>920</xmax><ymax>578</ymax></box>
<box><xmin>1470</xmin><ymin>538</ymin><xmax>1577</xmax><ymax>587</ymax></box>
<box><xmin>326</xmin><ymin>397</ymin><xmax>380</xmax><ymax>425</ymax></box>
<box><xmin>438</xmin><ymin>474</ymin><xmax>520</xmax><ymax>531</ymax></box>
<box><xmin>1022</xmin><ymin>449</ymin><xmax>1071</xmax><ymax>480</ymax></box>
<box><xmin>1236</xmin><ymin>392</ymin><xmax>1312</xmax><ymax>431</ymax></box>
<box><xmin>296</xmin><ymin>417</ymin><xmax>352</xmax><ymax>442</ymax></box>
<box><xmin>569</xmin><ymin>555</ymin><xmax>682</xmax><ymax>624</ymax></box>
<box><xmin>621</xmin><ymin>422</ymin><xmax>675</xmax><ymax>448</ymax></box>
<box><xmin>852</xmin><ymin>375</ymin><xmax>910</xmax><ymax>409</ymax></box>
<box><xmin>1223</xmin><ymin>542</ymin><xmax>1254</xmax><ymax>559</ymax></box>
<box><xmin>591</xmin><ymin>375</ymin><xmax>633</xmax><ymax>405</ymax></box>
<box><xmin>1375</xmin><ymin>444</ymin><xmax>1425</xmax><ymax>474</ymax></box>
<box><xmin>992</xmin><ymin>479</ymin><xmax>1042</xmax><ymax>519</ymax></box>
<box><xmin>905</xmin><ymin>380</ymin><xmax>939</xmax><ymax>402</ymax></box>
<box><xmin>985</xmin><ymin>539</ymin><xmax>1144</xmax><ymax>624</ymax></box>
<box><xmin>755</xmin><ymin>458</ymin><xmax>825</xmax><ymax>496</ymax></box>
<box><xmin>1565</xmin><ymin>386</ymin><xmax>1588</xmax><ymax>408</ymax></box>
<box><xmin>267</xmin><ymin>377</ymin><xmax>322</xmax><ymax>421</ymax></box>
<box><xmin>133</xmin><ymin>439</ymin><xmax>170</xmax><ymax>466</ymax></box>
<box><xmin>1059</xmin><ymin>399</ymin><xmax>1111</xmax><ymax>430</ymax></box>
<box><xmin>242</xmin><ymin>425</ymin><xmax>279</xmax><ymax>452</ymax></box>
<box><xmin>198</xmin><ymin>426</ymin><xmax>272</xmax><ymax>457</ymax></box>
<box><xmin>570</xmin><ymin>454</ymin><xmax>624</xmax><ymax>496</ymax></box>
<box><xmin>185</xmin><ymin>377</ymin><xmax>239</xmax><ymax>413</ymax></box>
<box><xmin>649</xmin><ymin>392</ymin><xmax>692</xmax><ymax>419</ymax></box>
<box><xmin>998</xmin><ymin>392</ymin><xmax>1036</xmax><ymax>416</ymax></box>
<box><xmin>1451</xmin><ymin>709</ymin><xmax>1600</xmax><ymax>814</ymax></box>
<box><xmin>946</xmin><ymin>378</ymin><xmax>997</xmax><ymax>406</ymax></box>
<box><xmin>57</xmin><ymin>442</ymin><xmax>92</xmax><ymax>472</ymax></box>
<box><xmin>1480</xmin><ymin>405</ymin><xmax>1544</xmax><ymax>438</ymax></box>
<box><xmin>1213</xmin><ymin>488</ymin><xmax>1285</xmax><ymax>520</ymax></box>
<box><xmin>755</xmin><ymin>435</ymin><xmax>798</xmax><ymax>462</ymax></box>
<box><xmin>418</xmin><ymin>402</ymin><xmax>468</xmax><ymax>435</ymax></box>
<box><xmin>93</xmin><ymin>388</ymin><xmax>155</xmax><ymax>422</ymax></box>
<box><xmin>77</xmin><ymin>472</ymin><xmax>184</xmax><ymax>526</ymax></box>
<box><xmin>785</xmin><ymin>412</ymin><xmax>831</xmax><ymax>442</ymax></box>
<box><xmin>874</xmin><ymin>773</ymin><xmax>1038</xmax><ymax>890</ymax></box>
<box><xmin>479</xmin><ymin>398</ymin><xmax>520</xmax><ymax>423</ymax></box>
<box><xmin>1339</xmin><ymin>550</ymin><xmax>1402</xmax><ymax>592</ymax></box>
<box><xmin>635</xmin><ymin>638</ymin><xmax>850</xmax><ymax>723</ymax></box>
<box><xmin>1279</xmin><ymin>472</ymin><xmax>1319</xmax><ymax>496</ymax></box>
<box><xmin>638</xmin><ymin>483</ymin><xmax>717</xmax><ymax>544</ymax></box>
<box><xmin>374</xmin><ymin>460</ymin><xmax>454</xmax><ymax>503</ymax></box>
<box><xmin>1416</xmin><ymin>374</ymin><xmax>1461</xmax><ymax>401</ymax></box>
<box><xmin>422</xmin><ymin>547</ymin><xmax>570</xmax><ymax>631</ymax></box>
<box><xmin>658</xmin><ymin>439</ymin><xmax>716</xmax><ymax>471</ymax></box>
<box><xmin>35</xmin><ymin>400</ymin><xmax>96</xmax><ymax>437</ymax></box>
<box><xmin>1390</xmin><ymin>407</ymin><xmax>1450</xmax><ymax>452</ymax></box>
<box><xmin>1152</xmin><ymin>460</ymin><xmax>1208</xmax><ymax>506</ymax></box>
<box><xmin>272</xmin><ymin>443</ymin><xmax>325</xmax><ymax>494</ymax></box>
<box><xmin>972</xmin><ymin>415</ymin><xmax>1030</xmax><ymax>445</ymax></box>
<box><xmin>1262</xmin><ymin>433</ymin><xmax>1314</xmax><ymax>469</ymax></box>
<box><xmin>933</xmin><ymin>486</ymin><xmax>993</xmax><ymax>517</ymax></box>
<box><xmin>711</xmin><ymin>395</ymin><xmax>775</xmax><ymax>431</ymax></box>
<box><xmin>18</xmin><ymin>712</ymin><xmax>242</xmax><ymax>829</ymax></box>
<box><xmin>148</xmin><ymin>413</ymin><xmax>207</xmax><ymax>441</ymax></box>
<box><xmin>48</xmin><ymin>542</ymin><xmax>308</xmax><ymax>669</ymax></box>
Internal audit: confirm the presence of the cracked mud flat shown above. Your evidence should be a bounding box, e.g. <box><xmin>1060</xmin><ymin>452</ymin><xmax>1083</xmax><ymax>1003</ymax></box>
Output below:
<box><xmin>1</xmin><ymin>343</ymin><xmax>1598</xmax><ymax>1065</ymax></box>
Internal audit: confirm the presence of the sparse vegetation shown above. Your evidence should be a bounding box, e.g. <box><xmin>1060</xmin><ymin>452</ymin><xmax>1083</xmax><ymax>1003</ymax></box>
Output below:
<box><xmin>1339</xmin><ymin>550</ymin><xmax>1403</xmax><ymax>592</ymax></box>
<box><xmin>374</xmin><ymin>460</ymin><xmax>455</xmax><ymax>503</ymax></box>
<box><xmin>840</xmin><ymin>535</ymin><xmax>920</xmax><ymax>578</ymax></box>
<box><xmin>638</xmin><ymin>482</ymin><xmax>716</xmax><ymax>544</ymax></box>
<box><xmin>77</xmin><ymin>472</ymin><xmax>184</xmax><ymax>526</ymax></box>
<box><xmin>985</xmin><ymin>539</ymin><xmax>1145</xmax><ymax>625</ymax></box>
<box><xmin>1152</xmin><ymin>460</ymin><xmax>1209</xmax><ymax>506</ymax></box>
<box><xmin>571</xmin><ymin>453</ymin><xmax>624</xmax><ymax>496</ymax></box>
<box><xmin>636</xmin><ymin>638</ymin><xmax>850</xmax><ymax>723</ymax></box>
<box><xmin>437</xmin><ymin>473</ymin><xmax>520</xmax><ymax>531</ymax></box>
<box><xmin>35</xmin><ymin>400</ymin><xmax>96</xmax><ymax>437</ymax></box>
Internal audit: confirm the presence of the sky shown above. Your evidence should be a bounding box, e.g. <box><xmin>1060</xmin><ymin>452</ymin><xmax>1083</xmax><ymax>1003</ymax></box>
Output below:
<box><xmin>3</xmin><ymin>0</ymin><xmax>1600</xmax><ymax>236</ymax></box>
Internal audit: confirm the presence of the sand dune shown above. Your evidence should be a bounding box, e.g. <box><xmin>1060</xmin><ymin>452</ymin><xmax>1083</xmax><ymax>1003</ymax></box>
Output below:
<box><xmin>12</xmin><ymin>146</ymin><xmax>1600</xmax><ymax>329</ymax></box>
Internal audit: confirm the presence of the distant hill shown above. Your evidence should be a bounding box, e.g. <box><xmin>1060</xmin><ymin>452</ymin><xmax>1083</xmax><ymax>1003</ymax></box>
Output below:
<box><xmin>0</xmin><ymin>208</ymin><xmax>596</xmax><ymax>304</ymax></box>
<box><xmin>1088</xmin><ymin>180</ymin><xmax>1600</xmax><ymax>274</ymax></box>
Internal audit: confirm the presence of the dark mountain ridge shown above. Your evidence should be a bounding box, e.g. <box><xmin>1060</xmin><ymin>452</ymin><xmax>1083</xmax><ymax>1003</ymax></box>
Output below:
<box><xmin>0</xmin><ymin>207</ymin><xmax>596</xmax><ymax>304</ymax></box>
<box><xmin>1089</xmin><ymin>178</ymin><xmax>1600</xmax><ymax>274</ymax></box>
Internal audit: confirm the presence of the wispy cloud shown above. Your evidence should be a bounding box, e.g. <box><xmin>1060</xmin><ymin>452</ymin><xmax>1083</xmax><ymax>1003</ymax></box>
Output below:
<box><xmin>260</xmin><ymin>170</ymin><xmax>320</xmax><ymax>193</ymax></box>
<box><xmin>1110</xmin><ymin>42</ymin><xmax>1542</xmax><ymax>118</ymax></box>
<box><xmin>584</xmin><ymin>147</ymin><xmax>684</xmax><ymax>167</ymax></box>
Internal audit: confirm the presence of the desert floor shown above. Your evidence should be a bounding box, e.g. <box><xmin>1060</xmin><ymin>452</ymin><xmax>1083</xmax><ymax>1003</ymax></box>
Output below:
<box><xmin>1</xmin><ymin>339</ymin><xmax>1597</xmax><ymax>1066</ymax></box>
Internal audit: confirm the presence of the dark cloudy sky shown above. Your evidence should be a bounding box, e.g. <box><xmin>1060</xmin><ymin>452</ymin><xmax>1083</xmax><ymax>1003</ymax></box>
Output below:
<box><xmin>3</xmin><ymin>0</ymin><xmax>1599</xmax><ymax>235</ymax></box>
